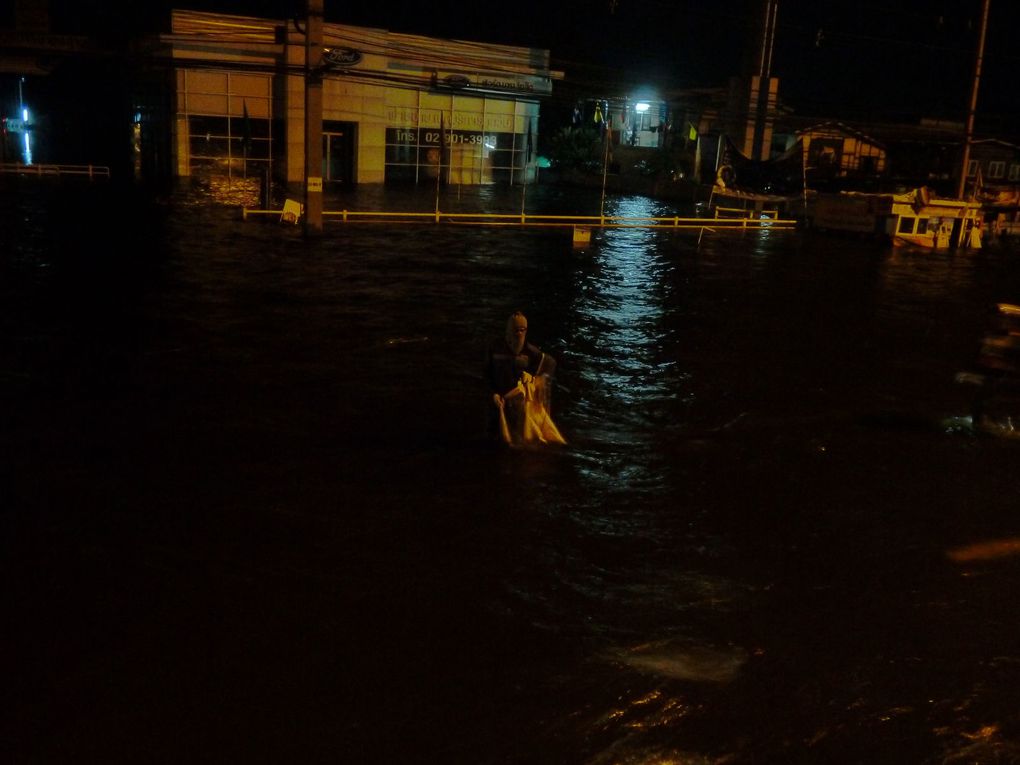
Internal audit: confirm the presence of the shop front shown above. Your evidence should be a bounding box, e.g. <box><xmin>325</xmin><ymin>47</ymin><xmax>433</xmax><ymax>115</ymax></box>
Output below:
<box><xmin>162</xmin><ymin>11</ymin><xmax>560</xmax><ymax>193</ymax></box>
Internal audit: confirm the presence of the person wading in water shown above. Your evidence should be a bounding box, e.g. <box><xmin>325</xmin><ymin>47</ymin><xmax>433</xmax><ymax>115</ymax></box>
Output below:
<box><xmin>485</xmin><ymin>311</ymin><xmax>565</xmax><ymax>447</ymax></box>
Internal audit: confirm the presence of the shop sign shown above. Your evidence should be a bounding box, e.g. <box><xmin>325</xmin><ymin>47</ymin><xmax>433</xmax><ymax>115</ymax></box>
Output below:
<box><xmin>323</xmin><ymin>47</ymin><xmax>362</xmax><ymax>68</ymax></box>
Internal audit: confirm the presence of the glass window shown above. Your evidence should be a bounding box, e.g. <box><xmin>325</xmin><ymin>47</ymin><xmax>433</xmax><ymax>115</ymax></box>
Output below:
<box><xmin>967</xmin><ymin>159</ymin><xmax>978</xmax><ymax>177</ymax></box>
<box><xmin>189</xmin><ymin>115</ymin><xmax>229</xmax><ymax>139</ymax></box>
<box><xmin>385</xmin><ymin>164</ymin><xmax>417</xmax><ymax>183</ymax></box>
<box><xmin>898</xmin><ymin>216</ymin><xmax>915</xmax><ymax>234</ymax></box>
<box><xmin>989</xmin><ymin>161</ymin><xmax>1005</xmax><ymax>178</ymax></box>
<box><xmin>190</xmin><ymin>135</ymin><xmax>230</xmax><ymax>159</ymax></box>
<box><xmin>234</xmin><ymin>137</ymin><xmax>270</xmax><ymax>160</ymax></box>
<box><xmin>188</xmin><ymin>114</ymin><xmax>272</xmax><ymax>175</ymax></box>
<box><xmin>189</xmin><ymin>157</ymin><xmax>221</xmax><ymax>174</ymax></box>
<box><xmin>1009</xmin><ymin>164</ymin><xmax>1020</xmax><ymax>181</ymax></box>
<box><xmin>382</xmin><ymin>101</ymin><xmax>530</xmax><ymax>185</ymax></box>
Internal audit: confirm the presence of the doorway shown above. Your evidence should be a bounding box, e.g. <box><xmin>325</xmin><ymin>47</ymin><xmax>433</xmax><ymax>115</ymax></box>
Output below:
<box><xmin>323</xmin><ymin>121</ymin><xmax>356</xmax><ymax>185</ymax></box>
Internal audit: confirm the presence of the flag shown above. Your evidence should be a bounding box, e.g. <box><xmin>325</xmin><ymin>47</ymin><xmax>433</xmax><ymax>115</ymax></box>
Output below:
<box><xmin>688</xmin><ymin>122</ymin><xmax>698</xmax><ymax>142</ymax></box>
<box><xmin>604</xmin><ymin>113</ymin><xmax>613</xmax><ymax>165</ymax></box>
<box><xmin>694</xmin><ymin>129</ymin><xmax>702</xmax><ymax>181</ymax></box>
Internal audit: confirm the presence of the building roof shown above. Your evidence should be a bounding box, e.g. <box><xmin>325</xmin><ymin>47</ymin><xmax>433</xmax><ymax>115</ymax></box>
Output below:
<box><xmin>795</xmin><ymin>121</ymin><xmax>885</xmax><ymax>149</ymax></box>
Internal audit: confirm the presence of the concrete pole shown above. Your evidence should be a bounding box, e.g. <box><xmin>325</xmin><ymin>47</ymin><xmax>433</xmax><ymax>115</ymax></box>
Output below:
<box><xmin>304</xmin><ymin>0</ymin><xmax>324</xmax><ymax>235</ymax></box>
<box><xmin>956</xmin><ymin>0</ymin><xmax>991</xmax><ymax>201</ymax></box>
<box><xmin>747</xmin><ymin>0</ymin><xmax>778</xmax><ymax>161</ymax></box>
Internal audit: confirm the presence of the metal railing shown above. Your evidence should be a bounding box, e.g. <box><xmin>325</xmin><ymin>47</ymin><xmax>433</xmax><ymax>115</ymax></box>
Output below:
<box><xmin>242</xmin><ymin>205</ymin><xmax>798</xmax><ymax>231</ymax></box>
<box><xmin>714</xmin><ymin>205</ymin><xmax>781</xmax><ymax>219</ymax></box>
<box><xmin>0</xmin><ymin>162</ymin><xmax>111</xmax><ymax>179</ymax></box>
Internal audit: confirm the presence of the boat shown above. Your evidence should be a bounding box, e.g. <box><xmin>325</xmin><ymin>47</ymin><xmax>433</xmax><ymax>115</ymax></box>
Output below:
<box><xmin>808</xmin><ymin>186</ymin><xmax>983</xmax><ymax>249</ymax></box>
<box><xmin>699</xmin><ymin>184</ymin><xmax>801</xmax><ymax>222</ymax></box>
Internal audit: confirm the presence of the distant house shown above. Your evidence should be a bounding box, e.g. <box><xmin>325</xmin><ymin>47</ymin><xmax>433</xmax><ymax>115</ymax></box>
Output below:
<box><xmin>968</xmin><ymin>139</ymin><xmax>1020</xmax><ymax>239</ymax></box>
<box><xmin>966</xmin><ymin>139</ymin><xmax>1020</xmax><ymax>187</ymax></box>
<box><xmin>794</xmin><ymin>121</ymin><xmax>887</xmax><ymax>189</ymax></box>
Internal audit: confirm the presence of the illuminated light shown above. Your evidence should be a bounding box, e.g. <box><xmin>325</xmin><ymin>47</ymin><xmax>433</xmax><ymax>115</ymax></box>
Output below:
<box><xmin>947</xmin><ymin>537</ymin><xmax>1020</xmax><ymax>562</ymax></box>
<box><xmin>630</xmin><ymin>690</ymin><xmax>663</xmax><ymax>706</ymax></box>
<box><xmin>635</xmin><ymin>102</ymin><xmax>650</xmax><ymax>113</ymax></box>
<box><xmin>23</xmin><ymin>132</ymin><xmax>32</xmax><ymax>164</ymax></box>
<box><xmin>23</xmin><ymin>108</ymin><xmax>29</xmax><ymax>121</ymax></box>
<box><xmin>961</xmin><ymin>724</ymin><xmax>999</xmax><ymax>740</ymax></box>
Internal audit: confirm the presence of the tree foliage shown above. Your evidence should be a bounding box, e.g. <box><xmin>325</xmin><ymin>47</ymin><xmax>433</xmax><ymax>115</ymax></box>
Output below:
<box><xmin>547</xmin><ymin>126</ymin><xmax>602</xmax><ymax>171</ymax></box>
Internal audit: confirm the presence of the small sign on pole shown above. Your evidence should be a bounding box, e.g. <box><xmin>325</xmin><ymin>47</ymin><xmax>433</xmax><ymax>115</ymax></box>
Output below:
<box><xmin>281</xmin><ymin>199</ymin><xmax>303</xmax><ymax>224</ymax></box>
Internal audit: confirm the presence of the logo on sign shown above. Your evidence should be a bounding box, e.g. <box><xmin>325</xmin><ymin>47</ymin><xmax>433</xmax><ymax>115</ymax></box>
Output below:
<box><xmin>323</xmin><ymin>47</ymin><xmax>363</xmax><ymax>67</ymax></box>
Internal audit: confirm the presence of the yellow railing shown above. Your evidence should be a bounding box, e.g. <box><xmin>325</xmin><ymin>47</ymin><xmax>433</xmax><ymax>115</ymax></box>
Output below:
<box><xmin>714</xmin><ymin>205</ymin><xmax>780</xmax><ymax>219</ymax></box>
<box><xmin>0</xmin><ymin>162</ymin><xmax>110</xmax><ymax>179</ymax></box>
<box><xmin>242</xmin><ymin>206</ymin><xmax>797</xmax><ymax>231</ymax></box>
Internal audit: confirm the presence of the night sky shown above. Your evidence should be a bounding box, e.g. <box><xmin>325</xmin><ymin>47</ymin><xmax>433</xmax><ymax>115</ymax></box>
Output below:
<box><xmin>196</xmin><ymin>0</ymin><xmax>1020</xmax><ymax>134</ymax></box>
<box><xmin>38</xmin><ymin>0</ymin><xmax>1020</xmax><ymax>137</ymax></box>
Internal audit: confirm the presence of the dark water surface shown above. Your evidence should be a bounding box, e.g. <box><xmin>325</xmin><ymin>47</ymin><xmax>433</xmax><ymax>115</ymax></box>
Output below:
<box><xmin>4</xmin><ymin>181</ymin><xmax>1020</xmax><ymax>764</ymax></box>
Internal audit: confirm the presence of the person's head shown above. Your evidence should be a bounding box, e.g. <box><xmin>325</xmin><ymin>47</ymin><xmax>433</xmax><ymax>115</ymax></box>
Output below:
<box><xmin>505</xmin><ymin>311</ymin><xmax>528</xmax><ymax>353</ymax></box>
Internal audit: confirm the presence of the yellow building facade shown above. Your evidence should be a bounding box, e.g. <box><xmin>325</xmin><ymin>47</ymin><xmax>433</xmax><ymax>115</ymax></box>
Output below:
<box><xmin>162</xmin><ymin>11</ymin><xmax>560</xmax><ymax>189</ymax></box>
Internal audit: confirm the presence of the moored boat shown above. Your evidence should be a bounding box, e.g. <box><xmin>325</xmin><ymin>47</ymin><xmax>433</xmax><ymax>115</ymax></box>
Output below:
<box><xmin>808</xmin><ymin>186</ymin><xmax>983</xmax><ymax>249</ymax></box>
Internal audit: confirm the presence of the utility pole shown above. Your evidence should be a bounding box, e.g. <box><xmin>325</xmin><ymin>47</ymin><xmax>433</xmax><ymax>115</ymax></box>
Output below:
<box><xmin>740</xmin><ymin>0</ymin><xmax>779</xmax><ymax>161</ymax></box>
<box><xmin>751</xmin><ymin>0</ymin><xmax>779</xmax><ymax>161</ymax></box>
<box><xmin>956</xmin><ymin>0</ymin><xmax>991</xmax><ymax>200</ymax></box>
<box><xmin>304</xmin><ymin>0</ymin><xmax>324</xmax><ymax>235</ymax></box>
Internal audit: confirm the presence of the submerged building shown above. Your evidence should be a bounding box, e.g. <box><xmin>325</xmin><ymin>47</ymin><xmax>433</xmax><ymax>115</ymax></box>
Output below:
<box><xmin>1</xmin><ymin>6</ymin><xmax>561</xmax><ymax>194</ymax></box>
<box><xmin>155</xmin><ymin>10</ymin><xmax>561</xmax><ymax>192</ymax></box>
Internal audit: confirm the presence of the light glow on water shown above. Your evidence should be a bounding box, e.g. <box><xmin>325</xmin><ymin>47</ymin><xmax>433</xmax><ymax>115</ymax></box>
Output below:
<box><xmin>5</xmin><ymin>182</ymin><xmax>1020</xmax><ymax>764</ymax></box>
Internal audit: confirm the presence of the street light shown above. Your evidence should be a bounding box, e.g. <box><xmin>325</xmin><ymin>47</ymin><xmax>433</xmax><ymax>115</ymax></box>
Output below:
<box><xmin>17</xmin><ymin>76</ymin><xmax>31</xmax><ymax>165</ymax></box>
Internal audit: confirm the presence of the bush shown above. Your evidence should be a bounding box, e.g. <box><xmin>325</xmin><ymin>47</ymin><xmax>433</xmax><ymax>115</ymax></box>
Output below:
<box><xmin>547</xmin><ymin>126</ymin><xmax>603</xmax><ymax>171</ymax></box>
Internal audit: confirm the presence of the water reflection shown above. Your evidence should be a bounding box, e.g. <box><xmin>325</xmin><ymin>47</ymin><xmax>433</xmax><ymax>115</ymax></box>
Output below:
<box><xmin>6</xmin><ymin>181</ymin><xmax>1020</xmax><ymax>765</ymax></box>
<box><xmin>568</xmin><ymin>197</ymin><xmax>680</xmax><ymax>435</ymax></box>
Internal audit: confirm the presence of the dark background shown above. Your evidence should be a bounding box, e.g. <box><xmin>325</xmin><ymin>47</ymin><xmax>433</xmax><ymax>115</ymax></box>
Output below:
<box><xmin>28</xmin><ymin>0</ymin><xmax>1018</xmax><ymax>134</ymax></box>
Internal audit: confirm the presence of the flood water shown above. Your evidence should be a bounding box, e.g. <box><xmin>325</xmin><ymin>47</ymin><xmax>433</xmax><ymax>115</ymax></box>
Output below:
<box><xmin>4</xmin><ymin>179</ymin><xmax>1020</xmax><ymax>764</ymax></box>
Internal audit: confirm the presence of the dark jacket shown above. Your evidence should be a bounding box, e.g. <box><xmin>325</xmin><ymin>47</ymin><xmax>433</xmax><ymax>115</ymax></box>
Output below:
<box><xmin>486</xmin><ymin>339</ymin><xmax>544</xmax><ymax>396</ymax></box>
